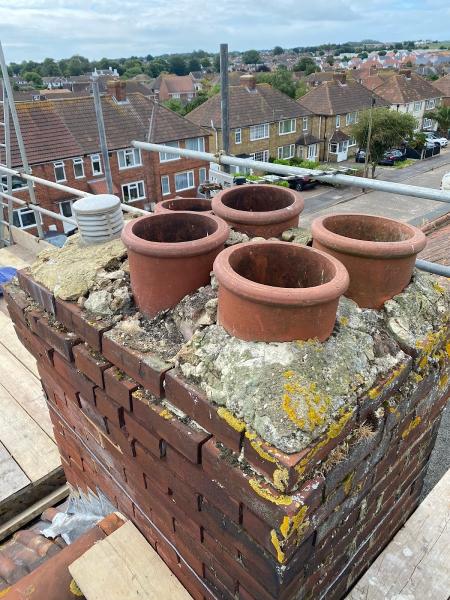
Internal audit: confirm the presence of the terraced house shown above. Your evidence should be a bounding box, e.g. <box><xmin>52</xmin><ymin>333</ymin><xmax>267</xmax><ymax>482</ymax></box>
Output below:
<box><xmin>298</xmin><ymin>73</ymin><xmax>388</xmax><ymax>162</ymax></box>
<box><xmin>187</xmin><ymin>74</ymin><xmax>314</xmax><ymax>172</ymax></box>
<box><xmin>0</xmin><ymin>81</ymin><xmax>209</xmax><ymax>235</ymax></box>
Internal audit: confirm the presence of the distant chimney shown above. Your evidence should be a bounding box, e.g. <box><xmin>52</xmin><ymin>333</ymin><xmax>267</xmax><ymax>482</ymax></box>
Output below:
<box><xmin>107</xmin><ymin>80</ymin><xmax>127</xmax><ymax>102</ymax></box>
<box><xmin>332</xmin><ymin>72</ymin><xmax>347</xmax><ymax>84</ymax></box>
<box><xmin>400</xmin><ymin>69</ymin><xmax>412</xmax><ymax>79</ymax></box>
<box><xmin>240</xmin><ymin>74</ymin><xmax>256</xmax><ymax>90</ymax></box>
<box><xmin>369</xmin><ymin>66</ymin><xmax>378</xmax><ymax>76</ymax></box>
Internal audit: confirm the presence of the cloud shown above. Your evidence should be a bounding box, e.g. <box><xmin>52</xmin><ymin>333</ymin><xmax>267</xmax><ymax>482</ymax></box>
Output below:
<box><xmin>0</xmin><ymin>0</ymin><xmax>449</xmax><ymax>62</ymax></box>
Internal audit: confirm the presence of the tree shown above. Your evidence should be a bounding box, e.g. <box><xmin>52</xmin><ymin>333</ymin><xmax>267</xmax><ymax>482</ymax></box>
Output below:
<box><xmin>183</xmin><ymin>92</ymin><xmax>209</xmax><ymax>114</ymax></box>
<box><xmin>242</xmin><ymin>50</ymin><xmax>261</xmax><ymax>65</ymax></box>
<box><xmin>351</xmin><ymin>108</ymin><xmax>416</xmax><ymax>177</ymax></box>
<box><xmin>146</xmin><ymin>59</ymin><xmax>169</xmax><ymax>78</ymax></box>
<box><xmin>163</xmin><ymin>98</ymin><xmax>184</xmax><ymax>114</ymax></box>
<box><xmin>273</xmin><ymin>46</ymin><xmax>284</xmax><ymax>56</ymax></box>
<box><xmin>188</xmin><ymin>57</ymin><xmax>201</xmax><ymax>73</ymax></box>
<box><xmin>22</xmin><ymin>71</ymin><xmax>43</xmax><ymax>87</ymax></box>
<box><xmin>325</xmin><ymin>55</ymin><xmax>334</xmax><ymax>66</ymax></box>
<box><xmin>378</xmin><ymin>50</ymin><xmax>387</xmax><ymax>56</ymax></box>
<box><xmin>293</xmin><ymin>57</ymin><xmax>317</xmax><ymax>74</ymax></box>
<box><xmin>424</xmin><ymin>105</ymin><xmax>450</xmax><ymax>136</ymax></box>
<box><xmin>295</xmin><ymin>79</ymin><xmax>308</xmax><ymax>99</ymax></box>
<box><xmin>122</xmin><ymin>66</ymin><xmax>143</xmax><ymax>79</ymax></box>
<box><xmin>213</xmin><ymin>54</ymin><xmax>221</xmax><ymax>73</ymax></box>
<box><xmin>358</xmin><ymin>51</ymin><xmax>368</xmax><ymax>59</ymax></box>
<box><xmin>168</xmin><ymin>55</ymin><xmax>188</xmax><ymax>75</ymax></box>
<box><xmin>256</xmin><ymin>68</ymin><xmax>297</xmax><ymax>98</ymax></box>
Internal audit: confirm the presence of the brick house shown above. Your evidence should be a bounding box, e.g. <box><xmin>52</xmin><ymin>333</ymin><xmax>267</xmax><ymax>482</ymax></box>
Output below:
<box><xmin>187</xmin><ymin>74</ymin><xmax>315</xmax><ymax>172</ymax></box>
<box><xmin>0</xmin><ymin>81</ymin><xmax>209</xmax><ymax>235</ymax></box>
<box><xmin>298</xmin><ymin>73</ymin><xmax>388</xmax><ymax>162</ymax></box>
<box><xmin>433</xmin><ymin>74</ymin><xmax>450</xmax><ymax>107</ymax></box>
<box><xmin>150</xmin><ymin>74</ymin><xmax>198</xmax><ymax>104</ymax></box>
<box><xmin>374</xmin><ymin>70</ymin><xmax>443</xmax><ymax>131</ymax></box>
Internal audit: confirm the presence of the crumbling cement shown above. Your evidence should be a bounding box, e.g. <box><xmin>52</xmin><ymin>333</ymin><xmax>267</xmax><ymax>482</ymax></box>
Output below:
<box><xmin>30</xmin><ymin>234</ymin><xmax>127</xmax><ymax>301</ymax></box>
<box><xmin>177</xmin><ymin>272</ymin><xmax>449</xmax><ymax>454</ymax></box>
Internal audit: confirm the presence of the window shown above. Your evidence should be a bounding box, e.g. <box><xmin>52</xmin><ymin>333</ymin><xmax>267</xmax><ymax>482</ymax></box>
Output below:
<box><xmin>279</xmin><ymin>119</ymin><xmax>296</xmax><ymax>135</ymax></box>
<box><xmin>159</xmin><ymin>141</ymin><xmax>180</xmax><ymax>162</ymax></box>
<box><xmin>348</xmin><ymin>136</ymin><xmax>357</xmax><ymax>146</ymax></box>
<box><xmin>345</xmin><ymin>112</ymin><xmax>358</xmax><ymax>126</ymax></box>
<box><xmin>117</xmin><ymin>148</ymin><xmax>142</xmax><ymax>169</ymax></box>
<box><xmin>171</xmin><ymin>93</ymin><xmax>181</xmax><ymax>99</ymax></box>
<box><xmin>122</xmin><ymin>181</ymin><xmax>146</xmax><ymax>203</ymax></box>
<box><xmin>307</xmin><ymin>144</ymin><xmax>318</xmax><ymax>159</ymax></box>
<box><xmin>53</xmin><ymin>161</ymin><xmax>66</xmax><ymax>182</ymax></box>
<box><xmin>277</xmin><ymin>144</ymin><xmax>295</xmax><ymax>159</ymax></box>
<box><xmin>249</xmin><ymin>123</ymin><xmax>269</xmax><ymax>141</ymax></box>
<box><xmin>13</xmin><ymin>207</ymin><xmax>37</xmax><ymax>229</ymax></box>
<box><xmin>336</xmin><ymin>115</ymin><xmax>341</xmax><ymax>128</ymax></box>
<box><xmin>329</xmin><ymin>143</ymin><xmax>338</xmax><ymax>153</ymax></box>
<box><xmin>199</xmin><ymin>167</ymin><xmax>207</xmax><ymax>184</ymax></box>
<box><xmin>59</xmin><ymin>200</ymin><xmax>73</xmax><ymax>217</ymax></box>
<box><xmin>175</xmin><ymin>170</ymin><xmax>194</xmax><ymax>191</ymax></box>
<box><xmin>72</xmin><ymin>157</ymin><xmax>84</xmax><ymax>179</ymax></box>
<box><xmin>235</xmin><ymin>128</ymin><xmax>242</xmax><ymax>144</ymax></box>
<box><xmin>1</xmin><ymin>175</ymin><xmax>27</xmax><ymax>192</ymax></box>
<box><xmin>414</xmin><ymin>101</ymin><xmax>422</xmax><ymax>112</ymax></box>
<box><xmin>425</xmin><ymin>98</ymin><xmax>436</xmax><ymax>110</ymax></box>
<box><xmin>250</xmin><ymin>149</ymin><xmax>269</xmax><ymax>162</ymax></box>
<box><xmin>302</xmin><ymin>117</ymin><xmax>308</xmax><ymax>132</ymax></box>
<box><xmin>161</xmin><ymin>175</ymin><xmax>170</xmax><ymax>196</ymax></box>
<box><xmin>90</xmin><ymin>154</ymin><xmax>102</xmax><ymax>175</ymax></box>
<box><xmin>423</xmin><ymin>118</ymin><xmax>433</xmax><ymax>129</ymax></box>
<box><xmin>185</xmin><ymin>137</ymin><xmax>205</xmax><ymax>152</ymax></box>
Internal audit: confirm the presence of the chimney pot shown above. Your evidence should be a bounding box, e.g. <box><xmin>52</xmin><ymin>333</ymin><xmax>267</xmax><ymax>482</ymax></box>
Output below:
<box><xmin>240</xmin><ymin>74</ymin><xmax>256</xmax><ymax>90</ymax></box>
<box><xmin>107</xmin><ymin>80</ymin><xmax>127</xmax><ymax>102</ymax></box>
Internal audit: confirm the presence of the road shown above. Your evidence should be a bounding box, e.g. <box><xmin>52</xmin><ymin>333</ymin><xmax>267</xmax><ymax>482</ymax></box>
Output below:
<box><xmin>300</xmin><ymin>149</ymin><xmax>450</xmax><ymax>227</ymax></box>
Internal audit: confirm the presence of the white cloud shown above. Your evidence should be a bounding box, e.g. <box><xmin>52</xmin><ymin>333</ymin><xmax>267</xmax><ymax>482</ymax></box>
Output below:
<box><xmin>0</xmin><ymin>0</ymin><xmax>449</xmax><ymax>62</ymax></box>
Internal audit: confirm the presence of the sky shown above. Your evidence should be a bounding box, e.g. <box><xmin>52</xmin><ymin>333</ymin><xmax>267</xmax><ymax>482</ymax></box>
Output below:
<box><xmin>1</xmin><ymin>0</ymin><xmax>450</xmax><ymax>63</ymax></box>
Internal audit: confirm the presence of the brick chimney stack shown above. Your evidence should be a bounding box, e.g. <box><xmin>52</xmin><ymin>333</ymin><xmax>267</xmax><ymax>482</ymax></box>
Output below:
<box><xmin>332</xmin><ymin>72</ymin><xmax>347</xmax><ymax>84</ymax></box>
<box><xmin>107</xmin><ymin>80</ymin><xmax>127</xmax><ymax>102</ymax></box>
<box><xmin>240</xmin><ymin>74</ymin><xmax>256</xmax><ymax>91</ymax></box>
<box><xmin>369</xmin><ymin>66</ymin><xmax>378</xmax><ymax>76</ymax></box>
<box><xmin>400</xmin><ymin>68</ymin><xmax>412</xmax><ymax>79</ymax></box>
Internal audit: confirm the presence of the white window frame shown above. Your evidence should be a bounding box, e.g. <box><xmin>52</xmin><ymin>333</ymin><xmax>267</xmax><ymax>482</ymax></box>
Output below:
<box><xmin>72</xmin><ymin>157</ymin><xmax>85</xmax><ymax>179</ymax></box>
<box><xmin>13</xmin><ymin>207</ymin><xmax>37</xmax><ymax>230</ymax></box>
<box><xmin>329</xmin><ymin>143</ymin><xmax>338</xmax><ymax>154</ymax></box>
<box><xmin>121</xmin><ymin>180</ymin><xmax>146</xmax><ymax>203</ymax></box>
<box><xmin>345</xmin><ymin>112</ymin><xmax>358</xmax><ymax>126</ymax></box>
<box><xmin>348</xmin><ymin>136</ymin><xmax>357</xmax><ymax>147</ymax></box>
<box><xmin>161</xmin><ymin>175</ymin><xmax>170</xmax><ymax>196</ymax></box>
<box><xmin>307</xmin><ymin>144</ymin><xmax>318</xmax><ymax>159</ymax></box>
<box><xmin>235</xmin><ymin>128</ymin><xmax>242</xmax><ymax>144</ymax></box>
<box><xmin>90</xmin><ymin>154</ymin><xmax>103</xmax><ymax>175</ymax></box>
<box><xmin>117</xmin><ymin>147</ymin><xmax>142</xmax><ymax>170</ymax></box>
<box><xmin>336</xmin><ymin>115</ymin><xmax>341</xmax><ymax>128</ymax></box>
<box><xmin>279</xmin><ymin>119</ymin><xmax>296</xmax><ymax>135</ymax></box>
<box><xmin>159</xmin><ymin>141</ymin><xmax>180</xmax><ymax>162</ymax></box>
<box><xmin>199</xmin><ymin>167</ymin><xmax>207</xmax><ymax>184</ymax></box>
<box><xmin>250</xmin><ymin>149</ymin><xmax>269</xmax><ymax>162</ymax></box>
<box><xmin>302</xmin><ymin>117</ymin><xmax>308</xmax><ymax>132</ymax></box>
<box><xmin>423</xmin><ymin>117</ymin><xmax>433</xmax><ymax>129</ymax></box>
<box><xmin>59</xmin><ymin>199</ymin><xmax>73</xmax><ymax>217</ymax></box>
<box><xmin>425</xmin><ymin>98</ymin><xmax>436</xmax><ymax>110</ymax></box>
<box><xmin>175</xmin><ymin>170</ymin><xmax>195</xmax><ymax>192</ymax></box>
<box><xmin>185</xmin><ymin>137</ymin><xmax>205</xmax><ymax>152</ymax></box>
<box><xmin>277</xmin><ymin>144</ymin><xmax>295</xmax><ymax>160</ymax></box>
<box><xmin>414</xmin><ymin>101</ymin><xmax>422</xmax><ymax>112</ymax></box>
<box><xmin>249</xmin><ymin>122</ymin><xmax>270</xmax><ymax>141</ymax></box>
<box><xmin>53</xmin><ymin>161</ymin><xmax>66</xmax><ymax>183</ymax></box>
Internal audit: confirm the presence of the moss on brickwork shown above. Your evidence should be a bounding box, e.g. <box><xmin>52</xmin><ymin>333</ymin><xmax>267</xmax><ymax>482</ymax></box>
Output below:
<box><xmin>177</xmin><ymin>272</ymin><xmax>450</xmax><ymax>454</ymax></box>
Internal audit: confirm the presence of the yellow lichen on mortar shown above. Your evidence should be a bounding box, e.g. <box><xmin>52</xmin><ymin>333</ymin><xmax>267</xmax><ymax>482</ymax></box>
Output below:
<box><xmin>281</xmin><ymin>372</ymin><xmax>331</xmax><ymax>432</ymax></box>
<box><xmin>270</xmin><ymin>530</ymin><xmax>286</xmax><ymax>564</ymax></box>
<box><xmin>248</xmin><ymin>479</ymin><xmax>293</xmax><ymax>506</ymax></box>
<box><xmin>367</xmin><ymin>364</ymin><xmax>406</xmax><ymax>400</ymax></box>
<box><xmin>249</xmin><ymin>439</ymin><xmax>277</xmax><ymax>464</ymax></box>
<box><xmin>416</xmin><ymin>328</ymin><xmax>448</xmax><ymax>372</ymax></box>
<box><xmin>159</xmin><ymin>408</ymin><xmax>173</xmax><ymax>420</ymax></box>
<box><xmin>279</xmin><ymin>505</ymin><xmax>309</xmax><ymax>540</ymax></box>
<box><xmin>217</xmin><ymin>407</ymin><xmax>246</xmax><ymax>432</ymax></box>
<box><xmin>273</xmin><ymin>467</ymin><xmax>290</xmax><ymax>492</ymax></box>
<box><xmin>402</xmin><ymin>416</ymin><xmax>422</xmax><ymax>439</ymax></box>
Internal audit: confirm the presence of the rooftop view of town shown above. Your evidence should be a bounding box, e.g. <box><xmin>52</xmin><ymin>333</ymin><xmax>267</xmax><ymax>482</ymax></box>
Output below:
<box><xmin>0</xmin><ymin>2</ymin><xmax>449</xmax><ymax>598</ymax></box>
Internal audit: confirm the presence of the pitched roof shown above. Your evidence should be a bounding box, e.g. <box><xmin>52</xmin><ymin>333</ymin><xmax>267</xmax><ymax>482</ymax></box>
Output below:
<box><xmin>432</xmin><ymin>74</ymin><xmax>450</xmax><ymax>98</ymax></box>
<box><xmin>375</xmin><ymin>72</ymin><xmax>441</xmax><ymax>104</ymax></box>
<box><xmin>298</xmin><ymin>79</ymin><xmax>388</xmax><ymax>116</ymax></box>
<box><xmin>360</xmin><ymin>74</ymin><xmax>385</xmax><ymax>91</ymax></box>
<box><xmin>187</xmin><ymin>83</ymin><xmax>311</xmax><ymax>129</ymax></box>
<box><xmin>152</xmin><ymin>74</ymin><xmax>195</xmax><ymax>94</ymax></box>
<box><xmin>0</xmin><ymin>93</ymin><xmax>206</xmax><ymax>167</ymax></box>
<box><xmin>295</xmin><ymin>132</ymin><xmax>321</xmax><ymax>146</ymax></box>
<box><xmin>329</xmin><ymin>130</ymin><xmax>351</xmax><ymax>143</ymax></box>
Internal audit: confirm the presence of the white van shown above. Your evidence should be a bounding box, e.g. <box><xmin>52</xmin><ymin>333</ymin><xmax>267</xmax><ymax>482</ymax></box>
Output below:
<box><xmin>441</xmin><ymin>172</ymin><xmax>450</xmax><ymax>191</ymax></box>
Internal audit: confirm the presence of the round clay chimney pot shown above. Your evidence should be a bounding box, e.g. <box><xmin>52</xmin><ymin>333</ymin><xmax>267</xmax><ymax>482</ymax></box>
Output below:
<box><xmin>311</xmin><ymin>213</ymin><xmax>427</xmax><ymax>309</ymax></box>
<box><xmin>213</xmin><ymin>241</ymin><xmax>349</xmax><ymax>342</ymax></box>
<box><xmin>122</xmin><ymin>212</ymin><xmax>229</xmax><ymax>317</ymax></box>
<box><xmin>211</xmin><ymin>184</ymin><xmax>304</xmax><ymax>238</ymax></box>
<box><xmin>154</xmin><ymin>197</ymin><xmax>213</xmax><ymax>214</ymax></box>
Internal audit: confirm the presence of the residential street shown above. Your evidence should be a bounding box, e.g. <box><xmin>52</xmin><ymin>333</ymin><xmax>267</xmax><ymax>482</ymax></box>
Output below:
<box><xmin>300</xmin><ymin>149</ymin><xmax>450</xmax><ymax>227</ymax></box>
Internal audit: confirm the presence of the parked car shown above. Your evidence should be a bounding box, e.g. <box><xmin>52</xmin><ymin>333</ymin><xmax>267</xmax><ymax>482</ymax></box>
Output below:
<box><xmin>355</xmin><ymin>149</ymin><xmax>406</xmax><ymax>166</ymax></box>
<box><xmin>286</xmin><ymin>175</ymin><xmax>318</xmax><ymax>192</ymax></box>
<box><xmin>423</xmin><ymin>132</ymin><xmax>448</xmax><ymax>147</ymax></box>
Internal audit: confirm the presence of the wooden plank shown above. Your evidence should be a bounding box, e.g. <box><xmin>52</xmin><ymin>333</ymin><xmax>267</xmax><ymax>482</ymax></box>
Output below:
<box><xmin>0</xmin><ymin>483</ymin><xmax>70</xmax><ymax>542</ymax></box>
<box><xmin>69</xmin><ymin>520</ymin><xmax>193</xmax><ymax>600</ymax></box>
<box><xmin>0</xmin><ymin>343</ymin><xmax>52</xmax><ymax>439</ymax></box>
<box><xmin>347</xmin><ymin>469</ymin><xmax>450</xmax><ymax>600</ymax></box>
<box><xmin>0</xmin><ymin>310</ymin><xmax>39</xmax><ymax>377</ymax></box>
<box><xmin>10</xmin><ymin>227</ymin><xmax>53</xmax><ymax>258</ymax></box>
<box><xmin>0</xmin><ymin>383</ymin><xmax>60</xmax><ymax>482</ymax></box>
<box><xmin>0</xmin><ymin>441</ymin><xmax>30</xmax><ymax>503</ymax></box>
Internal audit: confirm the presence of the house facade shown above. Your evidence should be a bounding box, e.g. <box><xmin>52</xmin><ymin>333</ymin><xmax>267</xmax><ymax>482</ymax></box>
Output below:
<box><xmin>187</xmin><ymin>75</ymin><xmax>315</xmax><ymax>172</ymax></box>
<box><xmin>374</xmin><ymin>70</ymin><xmax>443</xmax><ymax>131</ymax></box>
<box><xmin>429</xmin><ymin>74</ymin><xmax>450</xmax><ymax>108</ymax></box>
<box><xmin>0</xmin><ymin>81</ymin><xmax>209</xmax><ymax>236</ymax></box>
<box><xmin>150</xmin><ymin>74</ymin><xmax>198</xmax><ymax>104</ymax></box>
<box><xmin>298</xmin><ymin>73</ymin><xmax>389</xmax><ymax>162</ymax></box>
